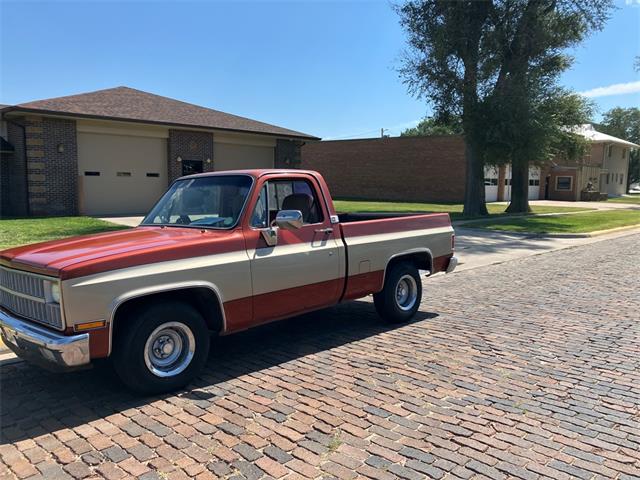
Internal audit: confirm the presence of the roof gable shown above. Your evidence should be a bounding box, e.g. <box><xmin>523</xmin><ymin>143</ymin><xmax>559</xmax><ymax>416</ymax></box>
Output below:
<box><xmin>576</xmin><ymin>124</ymin><xmax>639</xmax><ymax>148</ymax></box>
<box><xmin>6</xmin><ymin>87</ymin><xmax>318</xmax><ymax>140</ymax></box>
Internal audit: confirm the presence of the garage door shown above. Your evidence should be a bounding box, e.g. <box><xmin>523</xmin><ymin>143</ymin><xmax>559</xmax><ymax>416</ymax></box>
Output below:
<box><xmin>78</xmin><ymin>133</ymin><xmax>167</xmax><ymax>216</ymax></box>
<box><xmin>213</xmin><ymin>143</ymin><xmax>274</xmax><ymax>171</ymax></box>
<box><xmin>484</xmin><ymin>166</ymin><xmax>499</xmax><ymax>202</ymax></box>
<box><xmin>528</xmin><ymin>167</ymin><xmax>541</xmax><ymax>200</ymax></box>
<box><xmin>503</xmin><ymin>166</ymin><xmax>541</xmax><ymax>201</ymax></box>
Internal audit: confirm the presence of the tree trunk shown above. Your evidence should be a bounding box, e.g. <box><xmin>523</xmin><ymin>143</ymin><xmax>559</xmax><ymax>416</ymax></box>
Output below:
<box><xmin>462</xmin><ymin>136</ymin><xmax>489</xmax><ymax>217</ymax></box>
<box><xmin>506</xmin><ymin>160</ymin><xmax>532</xmax><ymax>214</ymax></box>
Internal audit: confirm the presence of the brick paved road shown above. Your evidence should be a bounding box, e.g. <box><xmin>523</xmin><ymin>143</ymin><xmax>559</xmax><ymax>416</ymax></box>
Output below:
<box><xmin>1</xmin><ymin>234</ymin><xmax>639</xmax><ymax>480</ymax></box>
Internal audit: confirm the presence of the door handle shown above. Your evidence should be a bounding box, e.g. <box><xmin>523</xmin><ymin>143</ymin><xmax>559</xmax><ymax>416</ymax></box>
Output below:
<box><xmin>315</xmin><ymin>227</ymin><xmax>333</xmax><ymax>234</ymax></box>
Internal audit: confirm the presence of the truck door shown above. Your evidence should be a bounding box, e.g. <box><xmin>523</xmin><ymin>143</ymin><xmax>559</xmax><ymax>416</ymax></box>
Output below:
<box><xmin>244</xmin><ymin>175</ymin><xmax>343</xmax><ymax>323</ymax></box>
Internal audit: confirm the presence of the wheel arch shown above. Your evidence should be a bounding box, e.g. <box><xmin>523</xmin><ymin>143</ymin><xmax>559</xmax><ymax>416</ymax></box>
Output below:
<box><xmin>381</xmin><ymin>248</ymin><xmax>433</xmax><ymax>288</ymax></box>
<box><xmin>109</xmin><ymin>282</ymin><xmax>226</xmax><ymax>356</ymax></box>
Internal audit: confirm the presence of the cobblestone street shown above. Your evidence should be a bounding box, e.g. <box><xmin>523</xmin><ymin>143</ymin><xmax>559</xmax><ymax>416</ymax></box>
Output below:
<box><xmin>1</xmin><ymin>233</ymin><xmax>639</xmax><ymax>480</ymax></box>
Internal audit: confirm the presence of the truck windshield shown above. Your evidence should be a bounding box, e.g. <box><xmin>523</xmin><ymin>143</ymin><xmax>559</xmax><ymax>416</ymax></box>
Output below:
<box><xmin>141</xmin><ymin>175</ymin><xmax>253</xmax><ymax>229</ymax></box>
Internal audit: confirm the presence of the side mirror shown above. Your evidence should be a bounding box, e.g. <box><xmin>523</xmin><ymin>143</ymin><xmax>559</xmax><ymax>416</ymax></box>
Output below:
<box><xmin>261</xmin><ymin>227</ymin><xmax>278</xmax><ymax>247</ymax></box>
<box><xmin>275</xmin><ymin>210</ymin><xmax>304</xmax><ymax>230</ymax></box>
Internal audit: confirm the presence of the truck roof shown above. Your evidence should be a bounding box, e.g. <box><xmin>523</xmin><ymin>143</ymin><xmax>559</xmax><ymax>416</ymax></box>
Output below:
<box><xmin>179</xmin><ymin>169</ymin><xmax>321</xmax><ymax>181</ymax></box>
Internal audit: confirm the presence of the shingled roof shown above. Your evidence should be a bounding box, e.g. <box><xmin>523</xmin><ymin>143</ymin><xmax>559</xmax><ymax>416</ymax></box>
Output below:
<box><xmin>2</xmin><ymin>87</ymin><xmax>318</xmax><ymax>140</ymax></box>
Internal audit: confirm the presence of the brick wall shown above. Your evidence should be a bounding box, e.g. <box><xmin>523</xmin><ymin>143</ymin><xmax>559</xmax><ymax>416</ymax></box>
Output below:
<box><xmin>168</xmin><ymin>130</ymin><xmax>214</xmax><ymax>182</ymax></box>
<box><xmin>301</xmin><ymin>136</ymin><xmax>466</xmax><ymax>202</ymax></box>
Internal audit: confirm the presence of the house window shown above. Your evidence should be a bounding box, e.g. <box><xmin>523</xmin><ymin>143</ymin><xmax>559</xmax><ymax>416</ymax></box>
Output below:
<box><xmin>620</xmin><ymin>174</ymin><xmax>624</xmax><ymax>185</ymax></box>
<box><xmin>622</xmin><ymin>148</ymin><xmax>627</xmax><ymax>159</ymax></box>
<box><xmin>606</xmin><ymin>173</ymin><xmax>610</xmax><ymax>184</ymax></box>
<box><xmin>529</xmin><ymin>179</ymin><xmax>540</xmax><ymax>186</ymax></box>
<box><xmin>607</xmin><ymin>145</ymin><xmax>613</xmax><ymax>157</ymax></box>
<box><xmin>181</xmin><ymin>159</ymin><xmax>203</xmax><ymax>176</ymax></box>
<box><xmin>505</xmin><ymin>179</ymin><xmax>512</xmax><ymax>186</ymax></box>
<box><xmin>484</xmin><ymin>178</ymin><xmax>498</xmax><ymax>186</ymax></box>
<box><xmin>556</xmin><ymin>176</ymin><xmax>572</xmax><ymax>191</ymax></box>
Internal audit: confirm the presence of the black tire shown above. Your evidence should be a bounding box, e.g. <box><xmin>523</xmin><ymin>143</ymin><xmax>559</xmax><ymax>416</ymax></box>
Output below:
<box><xmin>112</xmin><ymin>301</ymin><xmax>210</xmax><ymax>395</ymax></box>
<box><xmin>374</xmin><ymin>262</ymin><xmax>422</xmax><ymax>323</ymax></box>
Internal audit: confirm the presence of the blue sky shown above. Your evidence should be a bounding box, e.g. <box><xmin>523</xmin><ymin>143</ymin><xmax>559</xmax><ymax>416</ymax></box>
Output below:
<box><xmin>1</xmin><ymin>0</ymin><xmax>638</xmax><ymax>140</ymax></box>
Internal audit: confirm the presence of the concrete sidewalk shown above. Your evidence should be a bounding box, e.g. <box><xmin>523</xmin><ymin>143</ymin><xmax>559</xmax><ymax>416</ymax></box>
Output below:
<box><xmin>499</xmin><ymin>199</ymin><xmax>640</xmax><ymax>210</ymax></box>
<box><xmin>453</xmin><ymin>225</ymin><xmax>640</xmax><ymax>272</ymax></box>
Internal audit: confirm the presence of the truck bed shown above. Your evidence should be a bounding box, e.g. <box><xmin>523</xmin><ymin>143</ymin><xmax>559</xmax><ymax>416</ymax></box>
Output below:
<box><xmin>337</xmin><ymin>212</ymin><xmax>454</xmax><ymax>301</ymax></box>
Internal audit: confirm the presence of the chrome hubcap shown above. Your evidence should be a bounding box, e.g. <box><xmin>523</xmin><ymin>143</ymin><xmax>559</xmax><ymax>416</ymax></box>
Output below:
<box><xmin>144</xmin><ymin>322</ymin><xmax>195</xmax><ymax>378</ymax></box>
<box><xmin>395</xmin><ymin>275</ymin><xmax>418</xmax><ymax>311</ymax></box>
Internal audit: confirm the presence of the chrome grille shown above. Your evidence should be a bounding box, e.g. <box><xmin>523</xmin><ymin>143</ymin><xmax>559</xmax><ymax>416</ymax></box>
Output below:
<box><xmin>0</xmin><ymin>266</ymin><xmax>63</xmax><ymax>330</ymax></box>
<box><xmin>0</xmin><ymin>266</ymin><xmax>46</xmax><ymax>298</ymax></box>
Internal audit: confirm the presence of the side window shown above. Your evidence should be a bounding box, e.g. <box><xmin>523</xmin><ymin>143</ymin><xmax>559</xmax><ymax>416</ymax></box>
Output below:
<box><xmin>250</xmin><ymin>186</ymin><xmax>268</xmax><ymax>228</ymax></box>
<box><xmin>267</xmin><ymin>179</ymin><xmax>324</xmax><ymax>224</ymax></box>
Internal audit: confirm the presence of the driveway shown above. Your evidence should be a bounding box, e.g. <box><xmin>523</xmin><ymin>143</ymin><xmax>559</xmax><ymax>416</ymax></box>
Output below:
<box><xmin>99</xmin><ymin>216</ymin><xmax>144</xmax><ymax>227</ymax></box>
<box><xmin>2</xmin><ymin>234</ymin><xmax>639</xmax><ymax>479</ymax></box>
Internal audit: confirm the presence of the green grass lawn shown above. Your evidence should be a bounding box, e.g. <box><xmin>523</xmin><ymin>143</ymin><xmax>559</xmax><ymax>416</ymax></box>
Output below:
<box><xmin>0</xmin><ymin>217</ymin><xmax>129</xmax><ymax>250</ymax></box>
<box><xmin>603</xmin><ymin>195</ymin><xmax>640</xmax><ymax>204</ymax></box>
<box><xmin>333</xmin><ymin>199</ymin><xmax>591</xmax><ymax>219</ymax></box>
<box><xmin>466</xmin><ymin>209</ymin><xmax>640</xmax><ymax>234</ymax></box>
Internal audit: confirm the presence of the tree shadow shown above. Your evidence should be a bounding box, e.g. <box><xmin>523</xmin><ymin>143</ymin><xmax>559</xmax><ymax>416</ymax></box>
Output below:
<box><xmin>0</xmin><ymin>300</ymin><xmax>438</xmax><ymax>443</ymax></box>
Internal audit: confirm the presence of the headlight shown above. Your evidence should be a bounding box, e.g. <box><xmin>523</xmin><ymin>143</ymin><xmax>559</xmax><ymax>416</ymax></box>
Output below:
<box><xmin>46</xmin><ymin>281</ymin><xmax>61</xmax><ymax>303</ymax></box>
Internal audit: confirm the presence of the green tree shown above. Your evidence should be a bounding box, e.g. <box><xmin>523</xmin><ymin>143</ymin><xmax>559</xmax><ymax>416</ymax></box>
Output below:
<box><xmin>487</xmin><ymin>0</ymin><xmax>610</xmax><ymax>213</ymax></box>
<box><xmin>397</xmin><ymin>1</ymin><xmax>494</xmax><ymax>216</ymax></box>
<box><xmin>401</xmin><ymin>116</ymin><xmax>462</xmax><ymax>136</ymax></box>
<box><xmin>599</xmin><ymin>107</ymin><xmax>640</xmax><ymax>188</ymax></box>
<box><xmin>397</xmin><ymin>0</ymin><xmax>612</xmax><ymax>215</ymax></box>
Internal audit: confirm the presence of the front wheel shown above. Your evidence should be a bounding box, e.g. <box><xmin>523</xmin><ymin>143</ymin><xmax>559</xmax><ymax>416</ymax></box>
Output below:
<box><xmin>112</xmin><ymin>301</ymin><xmax>210</xmax><ymax>394</ymax></box>
<box><xmin>374</xmin><ymin>262</ymin><xmax>422</xmax><ymax>323</ymax></box>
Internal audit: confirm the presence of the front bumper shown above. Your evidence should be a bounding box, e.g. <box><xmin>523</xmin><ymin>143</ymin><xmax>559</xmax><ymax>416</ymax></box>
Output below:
<box><xmin>446</xmin><ymin>256</ymin><xmax>458</xmax><ymax>273</ymax></box>
<box><xmin>0</xmin><ymin>307</ymin><xmax>90</xmax><ymax>371</ymax></box>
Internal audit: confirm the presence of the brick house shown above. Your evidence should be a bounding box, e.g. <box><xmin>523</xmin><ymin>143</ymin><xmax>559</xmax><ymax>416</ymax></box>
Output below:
<box><xmin>0</xmin><ymin>87</ymin><xmax>318</xmax><ymax>217</ymax></box>
<box><xmin>302</xmin><ymin>126</ymin><xmax>638</xmax><ymax>203</ymax></box>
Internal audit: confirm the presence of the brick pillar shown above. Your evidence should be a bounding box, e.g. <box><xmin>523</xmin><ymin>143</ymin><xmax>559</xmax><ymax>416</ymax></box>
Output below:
<box><xmin>168</xmin><ymin>130</ymin><xmax>214</xmax><ymax>183</ymax></box>
<box><xmin>275</xmin><ymin>139</ymin><xmax>303</xmax><ymax>168</ymax></box>
<box><xmin>24</xmin><ymin>116</ymin><xmax>78</xmax><ymax>216</ymax></box>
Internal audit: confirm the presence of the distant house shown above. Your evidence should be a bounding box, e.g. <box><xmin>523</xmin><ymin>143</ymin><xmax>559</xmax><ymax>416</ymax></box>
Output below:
<box><xmin>538</xmin><ymin>124</ymin><xmax>638</xmax><ymax>201</ymax></box>
<box><xmin>302</xmin><ymin>125</ymin><xmax>638</xmax><ymax>203</ymax></box>
<box><xmin>0</xmin><ymin>87</ymin><xmax>318</xmax><ymax>217</ymax></box>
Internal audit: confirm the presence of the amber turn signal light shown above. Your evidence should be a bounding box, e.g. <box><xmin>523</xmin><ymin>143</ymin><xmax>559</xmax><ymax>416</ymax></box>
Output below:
<box><xmin>74</xmin><ymin>320</ymin><xmax>106</xmax><ymax>332</ymax></box>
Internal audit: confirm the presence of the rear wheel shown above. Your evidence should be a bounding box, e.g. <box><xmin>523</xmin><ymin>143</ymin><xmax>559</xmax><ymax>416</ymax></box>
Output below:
<box><xmin>112</xmin><ymin>301</ymin><xmax>210</xmax><ymax>394</ymax></box>
<box><xmin>374</xmin><ymin>262</ymin><xmax>422</xmax><ymax>323</ymax></box>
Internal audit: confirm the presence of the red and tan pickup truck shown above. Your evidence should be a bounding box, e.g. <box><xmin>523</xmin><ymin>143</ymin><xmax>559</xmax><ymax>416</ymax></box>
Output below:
<box><xmin>0</xmin><ymin>170</ymin><xmax>457</xmax><ymax>393</ymax></box>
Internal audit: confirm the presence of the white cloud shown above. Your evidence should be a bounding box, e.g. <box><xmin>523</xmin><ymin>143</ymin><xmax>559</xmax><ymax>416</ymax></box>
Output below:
<box><xmin>580</xmin><ymin>81</ymin><xmax>640</xmax><ymax>98</ymax></box>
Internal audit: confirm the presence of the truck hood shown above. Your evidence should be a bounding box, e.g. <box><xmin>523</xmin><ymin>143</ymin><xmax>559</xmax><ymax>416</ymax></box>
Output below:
<box><xmin>0</xmin><ymin>226</ymin><xmax>246</xmax><ymax>280</ymax></box>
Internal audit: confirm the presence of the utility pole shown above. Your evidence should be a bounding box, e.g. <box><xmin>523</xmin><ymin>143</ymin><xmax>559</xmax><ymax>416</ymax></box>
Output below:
<box><xmin>380</xmin><ymin>128</ymin><xmax>388</xmax><ymax>138</ymax></box>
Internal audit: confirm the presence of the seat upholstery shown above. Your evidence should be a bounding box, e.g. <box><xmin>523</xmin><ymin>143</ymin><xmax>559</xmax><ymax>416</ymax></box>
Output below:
<box><xmin>282</xmin><ymin>193</ymin><xmax>313</xmax><ymax>223</ymax></box>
